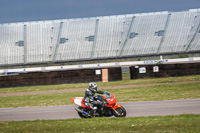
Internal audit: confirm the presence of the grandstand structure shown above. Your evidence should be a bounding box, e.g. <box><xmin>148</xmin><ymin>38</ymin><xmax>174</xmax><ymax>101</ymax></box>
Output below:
<box><xmin>0</xmin><ymin>8</ymin><xmax>200</xmax><ymax>66</ymax></box>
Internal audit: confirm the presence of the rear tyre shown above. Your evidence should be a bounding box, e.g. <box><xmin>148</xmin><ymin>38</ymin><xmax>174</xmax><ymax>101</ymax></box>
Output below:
<box><xmin>77</xmin><ymin>107</ymin><xmax>88</xmax><ymax>118</ymax></box>
<box><xmin>114</xmin><ymin>106</ymin><xmax>126</xmax><ymax>117</ymax></box>
<box><xmin>77</xmin><ymin>106</ymin><xmax>94</xmax><ymax>118</ymax></box>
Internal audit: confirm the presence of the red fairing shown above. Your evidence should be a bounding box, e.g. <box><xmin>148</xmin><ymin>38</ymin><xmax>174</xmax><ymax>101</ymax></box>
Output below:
<box><xmin>81</xmin><ymin>98</ymin><xmax>92</xmax><ymax>109</ymax></box>
<box><xmin>103</xmin><ymin>93</ymin><xmax>120</xmax><ymax>109</ymax></box>
<box><xmin>112</xmin><ymin>103</ymin><xmax>122</xmax><ymax>111</ymax></box>
<box><xmin>72</xmin><ymin>97</ymin><xmax>75</xmax><ymax>102</ymax></box>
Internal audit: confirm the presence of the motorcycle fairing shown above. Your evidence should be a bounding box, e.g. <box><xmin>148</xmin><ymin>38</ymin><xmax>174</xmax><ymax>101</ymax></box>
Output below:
<box><xmin>72</xmin><ymin>97</ymin><xmax>92</xmax><ymax>109</ymax></box>
<box><xmin>102</xmin><ymin>93</ymin><xmax>122</xmax><ymax>110</ymax></box>
<box><xmin>72</xmin><ymin>97</ymin><xmax>83</xmax><ymax>106</ymax></box>
<box><xmin>112</xmin><ymin>103</ymin><xmax>122</xmax><ymax>111</ymax></box>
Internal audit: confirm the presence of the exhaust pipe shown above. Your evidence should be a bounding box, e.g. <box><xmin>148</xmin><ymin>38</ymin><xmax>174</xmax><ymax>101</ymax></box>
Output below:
<box><xmin>75</xmin><ymin>108</ymin><xmax>88</xmax><ymax>115</ymax></box>
<box><xmin>75</xmin><ymin>108</ymin><xmax>83</xmax><ymax>113</ymax></box>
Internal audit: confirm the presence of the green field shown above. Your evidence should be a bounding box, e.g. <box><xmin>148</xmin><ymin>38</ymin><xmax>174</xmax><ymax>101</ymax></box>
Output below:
<box><xmin>0</xmin><ymin>82</ymin><xmax>200</xmax><ymax>108</ymax></box>
<box><xmin>0</xmin><ymin>114</ymin><xmax>199</xmax><ymax>133</ymax></box>
<box><xmin>0</xmin><ymin>75</ymin><xmax>200</xmax><ymax>93</ymax></box>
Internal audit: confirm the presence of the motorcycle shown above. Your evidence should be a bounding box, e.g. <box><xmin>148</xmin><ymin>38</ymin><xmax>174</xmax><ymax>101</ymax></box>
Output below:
<box><xmin>72</xmin><ymin>91</ymin><xmax>126</xmax><ymax>118</ymax></box>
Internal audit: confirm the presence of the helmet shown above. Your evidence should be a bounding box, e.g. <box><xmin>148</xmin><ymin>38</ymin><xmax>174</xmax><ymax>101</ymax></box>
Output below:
<box><xmin>89</xmin><ymin>82</ymin><xmax>98</xmax><ymax>92</ymax></box>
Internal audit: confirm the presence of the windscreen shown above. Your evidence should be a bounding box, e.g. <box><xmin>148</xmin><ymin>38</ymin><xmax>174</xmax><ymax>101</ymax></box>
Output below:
<box><xmin>103</xmin><ymin>92</ymin><xmax>112</xmax><ymax>98</ymax></box>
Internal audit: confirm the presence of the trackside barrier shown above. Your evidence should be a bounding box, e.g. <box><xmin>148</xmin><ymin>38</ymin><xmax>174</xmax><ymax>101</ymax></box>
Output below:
<box><xmin>0</xmin><ymin>57</ymin><xmax>200</xmax><ymax>74</ymax></box>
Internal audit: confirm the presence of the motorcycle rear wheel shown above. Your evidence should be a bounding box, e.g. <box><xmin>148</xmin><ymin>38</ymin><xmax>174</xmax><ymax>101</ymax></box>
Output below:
<box><xmin>77</xmin><ymin>106</ymin><xmax>93</xmax><ymax>118</ymax></box>
<box><xmin>114</xmin><ymin>106</ymin><xmax>126</xmax><ymax>117</ymax></box>
<box><xmin>77</xmin><ymin>107</ymin><xmax>88</xmax><ymax>118</ymax></box>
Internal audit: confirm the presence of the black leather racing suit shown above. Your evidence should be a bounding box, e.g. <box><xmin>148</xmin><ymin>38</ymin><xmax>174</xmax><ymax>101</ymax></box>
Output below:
<box><xmin>83</xmin><ymin>88</ymin><xmax>104</xmax><ymax>109</ymax></box>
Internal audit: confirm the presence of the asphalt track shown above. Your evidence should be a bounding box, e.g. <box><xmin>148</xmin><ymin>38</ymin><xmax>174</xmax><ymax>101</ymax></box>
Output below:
<box><xmin>0</xmin><ymin>99</ymin><xmax>200</xmax><ymax>121</ymax></box>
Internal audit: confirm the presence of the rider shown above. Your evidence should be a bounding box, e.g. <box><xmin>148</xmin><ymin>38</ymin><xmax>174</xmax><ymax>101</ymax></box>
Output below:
<box><xmin>83</xmin><ymin>82</ymin><xmax>104</xmax><ymax>110</ymax></box>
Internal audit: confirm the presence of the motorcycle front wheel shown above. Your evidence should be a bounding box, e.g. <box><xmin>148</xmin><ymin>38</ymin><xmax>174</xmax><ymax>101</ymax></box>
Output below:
<box><xmin>114</xmin><ymin>106</ymin><xmax>126</xmax><ymax>117</ymax></box>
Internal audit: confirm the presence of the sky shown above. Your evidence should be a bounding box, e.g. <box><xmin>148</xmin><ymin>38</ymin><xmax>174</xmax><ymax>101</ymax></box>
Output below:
<box><xmin>0</xmin><ymin>0</ymin><xmax>200</xmax><ymax>24</ymax></box>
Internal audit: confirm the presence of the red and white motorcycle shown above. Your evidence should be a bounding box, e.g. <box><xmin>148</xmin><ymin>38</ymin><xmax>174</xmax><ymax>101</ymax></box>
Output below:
<box><xmin>72</xmin><ymin>91</ymin><xmax>126</xmax><ymax>118</ymax></box>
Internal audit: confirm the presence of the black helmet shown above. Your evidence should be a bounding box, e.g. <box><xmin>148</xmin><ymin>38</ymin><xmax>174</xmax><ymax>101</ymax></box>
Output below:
<box><xmin>89</xmin><ymin>82</ymin><xmax>97</xmax><ymax>92</ymax></box>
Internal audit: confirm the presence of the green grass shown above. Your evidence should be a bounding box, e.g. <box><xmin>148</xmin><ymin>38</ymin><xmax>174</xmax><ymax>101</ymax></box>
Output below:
<box><xmin>0</xmin><ymin>83</ymin><xmax>89</xmax><ymax>93</ymax></box>
<box><xmin>0</xmin><ymin>114</ymin><xmax>199</xmax><ymax>133</ymax></box>
<box><xmin>112</xmin><ymin>82</ymin><xmax>200</xmax><ymax>102</ymax></box>
<box><xmin>0</xmin><ymin>75</ymin><xmax>200</xmax><ymax>93</ymax></box>
<box><xmin>1</xmin><ymin>82</ymin><xmax>200</xmax><ymax>108</ymax></box>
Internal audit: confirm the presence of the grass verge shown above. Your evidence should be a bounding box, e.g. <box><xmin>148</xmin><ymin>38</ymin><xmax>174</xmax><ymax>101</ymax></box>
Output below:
<box><xmin>0</xmin><ymin>114</ymin><xmax>199</xmax><ymax>133</ymax></box>
<box><xmin>0</xmin><ymin>75</ymin><xmax>200</xmax><ymax>93</ymax></box>
<box><xmin>0</xmin><ymin>82</ymin><xmax>200</xmax><ymax>108</ymax></box>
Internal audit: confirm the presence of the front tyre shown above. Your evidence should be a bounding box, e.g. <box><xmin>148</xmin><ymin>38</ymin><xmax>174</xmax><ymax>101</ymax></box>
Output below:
<box><xmin>114</xmin><ymin>106</ymin><xmax>126</xmax><ymax>117</ymax></box>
